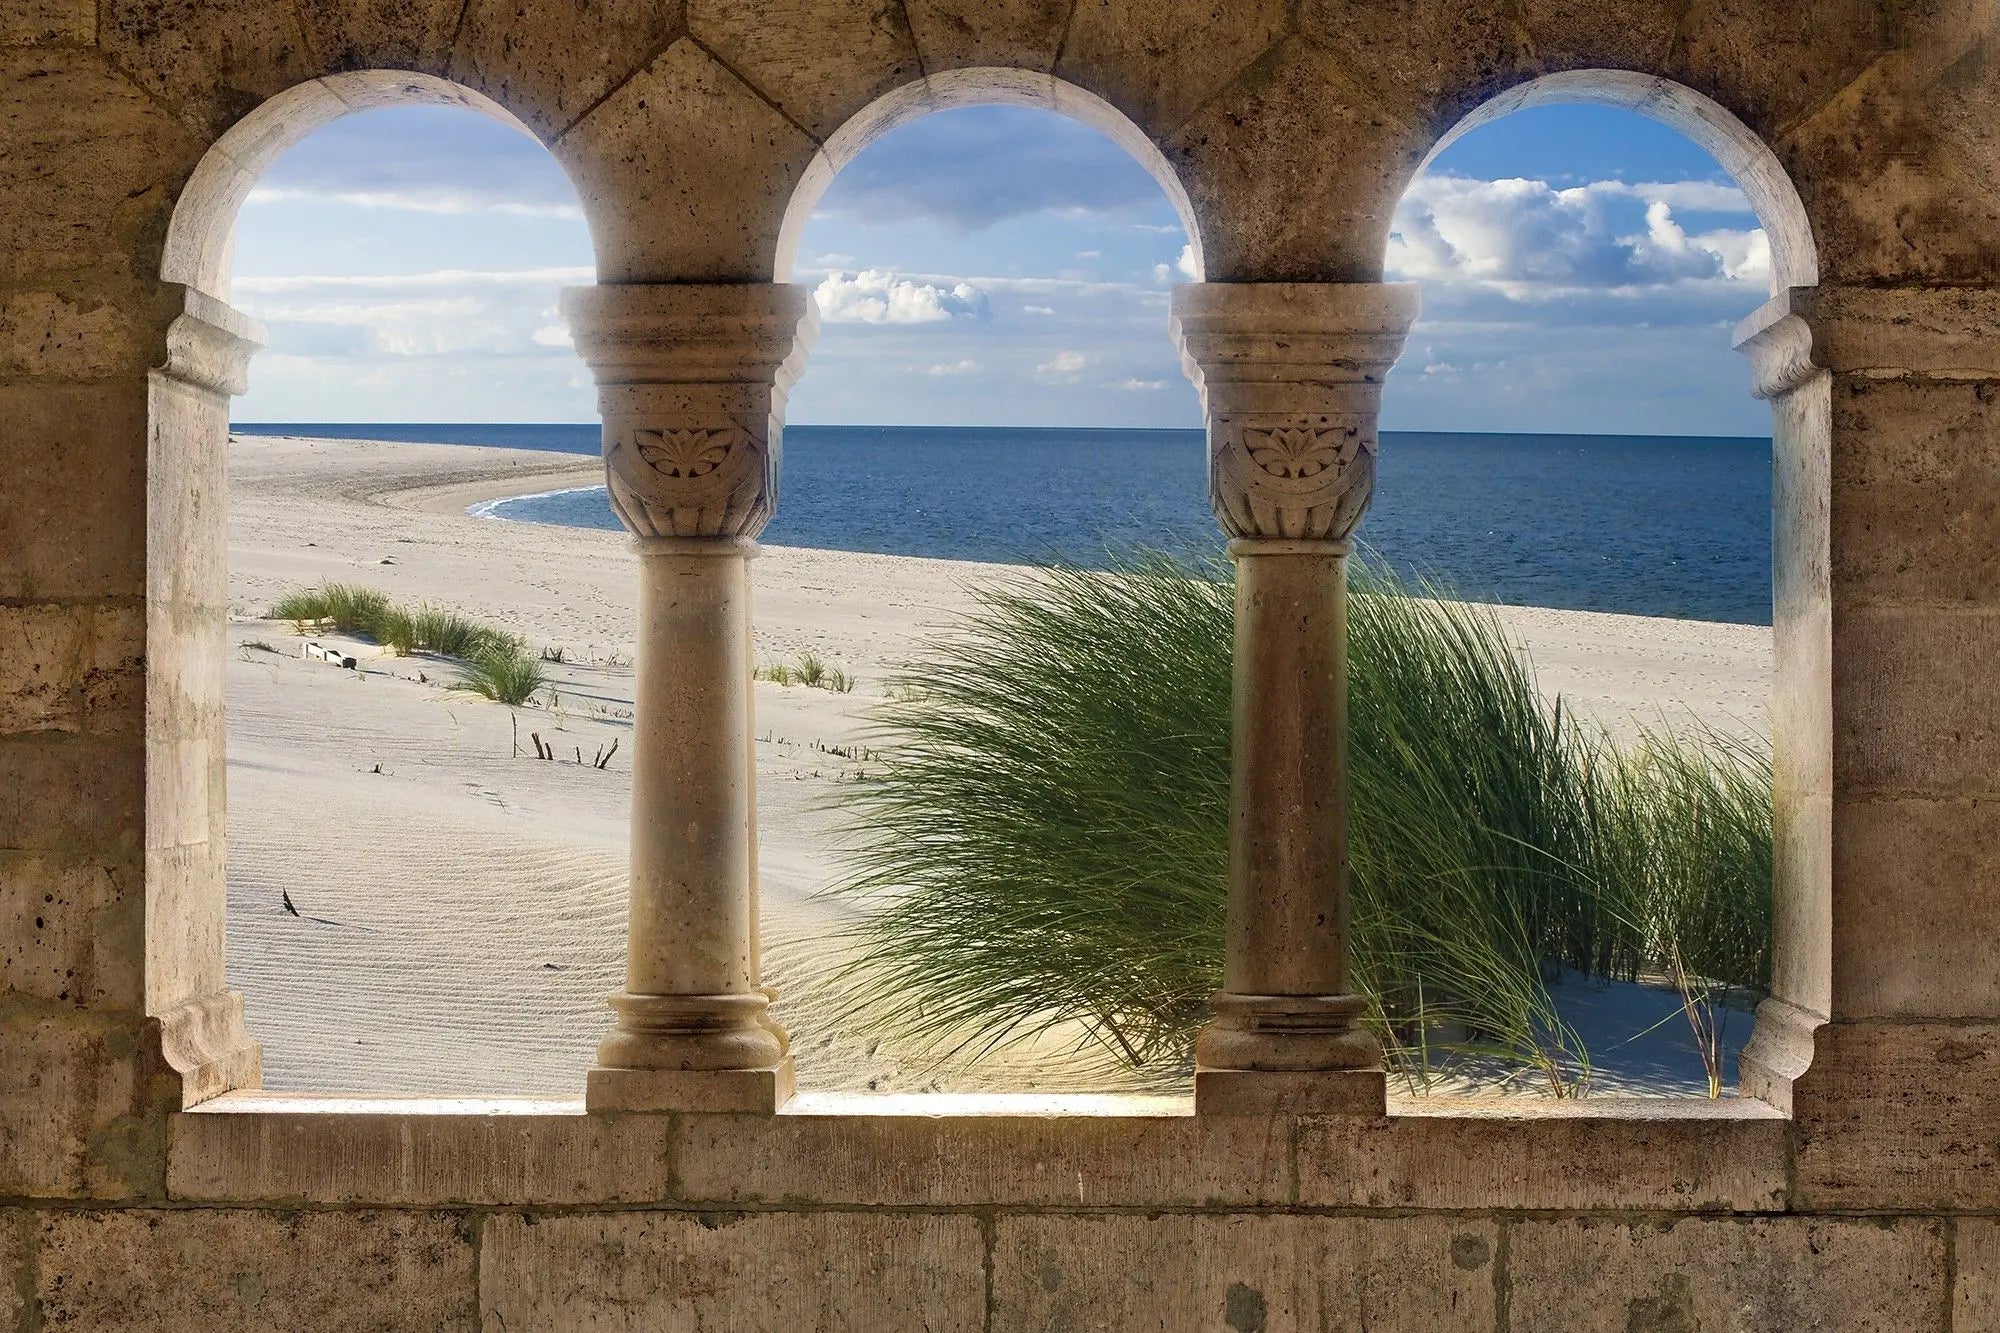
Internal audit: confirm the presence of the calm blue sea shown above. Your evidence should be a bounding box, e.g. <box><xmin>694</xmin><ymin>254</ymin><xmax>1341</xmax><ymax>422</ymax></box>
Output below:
<box><xmin>233</xmin><ymin>423</ymin><xmax>1773</xmax><ymax>625</ymax></box>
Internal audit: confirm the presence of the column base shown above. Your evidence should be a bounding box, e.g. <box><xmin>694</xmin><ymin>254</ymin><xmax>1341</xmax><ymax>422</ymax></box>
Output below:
<box><xmin>152</xmin><ymin>990</ymin><xmax>262</xmax><ymax>1108</ymax></box>
<box><xmin>1738</xmin><ymin>995</ymin><xmax>1822</xmax><ymax>1113</ymax></box>
<box><xmin>1195</xmin><ymin>1067</ymin><xmax>1386</xmax><ymax>1116</ymax></box>
<box><xmin>587</xmin><ymin>1060</ymin><xmax>795</xmax><ymax>1114</ymax></box>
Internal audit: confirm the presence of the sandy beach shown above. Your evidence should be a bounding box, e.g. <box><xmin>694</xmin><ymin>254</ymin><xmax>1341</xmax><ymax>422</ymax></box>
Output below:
<box><xmin>224</xmin><ymin>433</ymin><xmax>1773</xmax><ymax>1099</ymax></box>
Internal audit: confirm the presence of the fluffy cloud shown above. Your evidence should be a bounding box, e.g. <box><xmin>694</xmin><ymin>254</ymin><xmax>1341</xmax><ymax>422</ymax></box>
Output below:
<box><xmin>231</xmin><ymin>267</ymin><xmax>593</xmax><ymax>361</ymax></box>
<box><xmin>1034</xmin><ymin>350</ymin><xmax>1089</xmax><ymax>383</ymax></box>
<box><xmin>922</xmin><ymin>359</ymin><xmax>980</xmax><ymax>377</ymax></box>
<box><xmin>812</xmin><ymin>269</ymin><xmax>990</xmax><ymax>324</ymax></box>
<box><xmin>1387</xmin><ymin>175</ymin><xmax>1769</xmax><ymax>298</ymax></box>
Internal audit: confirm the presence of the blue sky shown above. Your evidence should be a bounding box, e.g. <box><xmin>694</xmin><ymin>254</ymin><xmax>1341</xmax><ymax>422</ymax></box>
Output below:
<box><xmin>230</xmin><ymin>101</ymin><xmax>1775</xmax><ymax>436</ymax></box>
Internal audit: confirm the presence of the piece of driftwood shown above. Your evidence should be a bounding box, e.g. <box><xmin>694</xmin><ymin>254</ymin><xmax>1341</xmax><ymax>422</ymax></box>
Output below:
<box><xmin>302</xmin><ymin>642</ymin><xmax>358</xmax><ymax>670</ymax></box>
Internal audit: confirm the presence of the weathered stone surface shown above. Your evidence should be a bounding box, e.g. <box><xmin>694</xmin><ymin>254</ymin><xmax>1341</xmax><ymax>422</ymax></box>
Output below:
<box><xmin>1299</xmin><ymin>0</ymin><xmax>1529</xmax><ymax>128</ymax></box>
<box><xmin>449</xmin><ymin>0</ymin><xmax>684</xmax><ymax>141</ymax></box>
<box><xmin>0</xmin><ymin>50</ymin><xmax>196</xmax><ymax>282</ymax></box>
<box><xmin>1827</xmin><ymin>377</ymin><xmax>2000</xmax><ymax>604</ymax></box>
<box><xmin>1782</xmin><ymin>57</ymin><xmax>2000</xmax><ymax>286</ymax></box>
<box><xmin>100</xmin><ymin>0</ymin><xmax>315</xmax><ymax>138</ymax></box>
<box><xmin>169</xmin><ymin>1103</ymin><xmax>675</xmax><ymax>1205</ymax></box>
<box><xmin>1792</xmin><ymin>1020</ymin><xmax>2000</xmax><ymax>1211</ymax></box>
<box><xmin>675</xmin><ymin>1104</ymin><xmax>1291</xmax><ymax>1206</ymax></box>
<box><xmin>0</xmin><ymin>853</ymin><xmax>143</xmax><ymax>1010</ymax></box>
<box><xmin>38</xmin><ymin>1208</ymin><xmax>477</xmax><ymax>1329</ymax></box>
<box><xmin>1299</xmin><ymin>1101</ymin><xmax>1789</xmax><ymax>1211</ymax></box>
<box><xmin>0</xmin><ymin>1211</ymin><xmax>27</xmax><ymax>1331</ymax></box>
<box><xmin>291</xmin><ymin>0</ymin><xmax>469</xmax><ymax>75</ymax></box>
<box><xmin>1959</xmin><ymin>1219</ymin><xmax>2000</xmax><ymax>1331</ymax></box>
<box><xmin>557</xmin><ymin>38</ymin><xmax>820</xmax><ymax>281</ymax></box>
<box><xmin>688</xmin><ymin>0</ymin><xmax>921</xmax><ymax>142</ymax></box>
<box><xmin>993</xmin><ymin>1213</ymin><xmax>1499</xmax><ymax>1330</ymax></box>
<box><xmin>1831</xmin><ymin>606</ymin><xmax>2000</xmax><ymax>797</ymax></box>
<box><xmin>0</xmin><ymin>287</ymin><xmax>182</xmax><ymax>378</ymax></box>
<box><xmin>0</xmin><ymin>0</ymin><xmax>93</xmax><ymax>44</ymax></box>
<box><xmin>1167</xmin><ymin>39</ymin><xmax>1428</xmax><ymax>282</ymax></box>
<box><xmin>1507</xmin><ymin>1216</ymin><xmax>1947</xmax><ymax>1332</ymax></box>
<box><xmin>1670</xmin><ymin>0</ymin><xmax>1886</xmax><ymax>142</ymax></box>
<box><xmin>0</xmin><ymin>384</ymin><xmax>149</xmax><ymax>601</ymax></box>
<box><xmin>481</xmin><ymin>1211</ymin><xmax>985</xmax><ymax>1330</ymax></box>
<box><xmin>0</xmin><ymin>605</ymin><xmax>144</xmax><ymax>737</ymax></box>
<box><xmin>1057</xmin><ymin>0</ymin><xmax>1289</xmax><ymax>139</ymax></box>
<box><xmin>905</xmin><ymin>0</ymin><xmax>1070</xmax><ymax>73</ymax></box>
<box><xmin>1830</xmin><ymin>797</ymin><xmax>2000</xmax><ymax>1019</ymax></box>
<box><xmin>0</xmin><ymin>737</ymin><xmax>145</xmax><ymax>856</ymax></box>
<box><xmin>0</xmin><ymin>1013</ymin><xmax>169</xmax><ymax>1199</ymax></box>
<box><xmin>1516</xmin><ymin>0</ymin><xmax>1680</xmax><ymax>73</ymax></box>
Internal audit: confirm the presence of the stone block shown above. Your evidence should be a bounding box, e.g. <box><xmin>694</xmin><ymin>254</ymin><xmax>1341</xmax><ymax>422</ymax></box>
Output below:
<box><xmin>688</xmin><ymin>0</ymin><xmax>922</xmax><ymax>142</ymax></box>
<box><xmin>38</xmin><ymin>1208</ymin><xmax>477</xmax><ymax>1330</ymax></box>
<box><xmin>0</xmin><ymin>1212</ymin><xmax>26</xmax><ymax>1332</ymax></box>
<box><xmin>146</xmin><ymin>373</ymin><xmax>232</xmax><ymax>612</ymax></box>
<box><xmin>0</xmin><ymin>603</ymin><xmax>145</xmax><ymax>737</ymax></box>
<box><xmin>1959</xmin><ymin>1219</ymin><xmax>2000</xmax><ymax>1331</ymax></box>
<box><xmin>1830</xmin><ymin>797</ymin><xmax>2000</xmax><ymax>1019</ymax></box>
<box><xmin>448</xmin><ymin>0</ymin><xmax>684</xmax><ymax>141</ymax></box>
<box><xmin>1781</xmin><ymin>59</ymin><xmax>2000</xmax><ymax>286</ymax></box>
<box><xmin>1828</xmin><ymin>377</ymin><xmax>2000</xmax><ymax>604</ymax></box>
<box><xmin>1299</xmin><ymin>0</ymin><xmax>1530</xmax><ymax>128</ymax></box>
<box><xmin>1516</xmin><ymin>0</ymin><xmax>1680</xmax><ymax>72</ymax></box>
<box><xmin>1792</xmin><ymin>1020</ymin><xmax>2000</xmax><ymax>1211</ymax></box>
<box><xmin>1298</xmin><ymin>1100</ymin><xmax>1789</xmax><ymax>1211</ymax></box>
<box><xmin>480</xmin><ymin>1210</ymin><xmax>985</xmax><ymax>1331</ymax></box>
<box><xmin>1507</xmin><ymin>1216</ymin><xmax>1947</xmax><ymax>1333</ymax></box>
<box><xmin>0</xmin><ymin>852</ymin><xmax>144</xmax><ymax>1010</ymax></box>
<box><xmin>169</xmin><ymin>1102</ymin><xmax>675</xmax><ymax>1205</ymax></box>
<box><xmin>99</xmin><ymin>0</ymin><xmax>315</xmax><ymax>138</ymax></box>
<box><xmin>0</xmin><ymin>49</ymin><xmax>196</xmax><ymax>283</ymax></box>
<box><xmin>557</xmin><ymin>38</ymin><xmax>820</xmax><ymax>281</ymax></box>
<box><xmin>904</xmin><ymin>0</ymin><xmax>1070</xmax><ymax>73</ymax></box>
<box><xmin>0</xmin><ymin>287</ymin><xmax>182</xmax><ymax>379</ymax></box>
<box><xmin>675</xmin><ymin>1101</ymin><xmax>1291</xmax><ymax>1206</ymax></box>
<box><xmin>1057</xmin><ymin>0</ymin><xmax>1289</xmax><ymax>138</ymax></box>
<box><xmin>0</xmin><ymin>383</ymin><xmax>149</xmax><ymax>601</ymax></box>
<box><xmin>143</xmin><ymin>838</ymin><xmax>227</xmax><ymax>1009</ymax></box>
<box><xmin>1165</xmin><ymin>39</ymin><xmax>1428</xmax><ymax>282</ymax></box>
<box><xmin>1672</xmin><ymin>0</ymin><xmax>1887</xmax><ymax>141</ymax></box>
<box><xmin>0</xmin><ymin>736</ymin><xmax>145</xmax><ymax>857</ymax></box>
<box><xmin>290</xmin><ymin>0</ymin><xmax>469</xmax><ymax>76</ymax></box>
<box><xmin>0</xmin><ymin>1012</ymin><xmax>169</xmax><ymax>1199</ymax></box>
<box><xmin>1831</xmin><ymin>606</ymin><xmax>2000</xmax><ymax>797</ymax></box>
<box><xmin>992</xmin><ymin>1213</ymin><xmax>1499</xmax><ymax>1331</ymax></box>
<box><xmin>0</xmin><ymin>0</ymin><xmax>92</xmax><ymax>43</ymax></box>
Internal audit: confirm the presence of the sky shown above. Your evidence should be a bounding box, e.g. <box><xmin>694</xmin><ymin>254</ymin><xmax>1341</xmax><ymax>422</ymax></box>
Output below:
<box><xmin>229</xmin><ymin>99</ymin><xmax>1777</xmax><ymax>436</ymax></box>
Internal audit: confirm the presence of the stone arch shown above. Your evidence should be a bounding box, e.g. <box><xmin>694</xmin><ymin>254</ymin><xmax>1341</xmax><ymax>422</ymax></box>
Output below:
<box><xmin>1399</xmin><ymin>70</ymin><xmax>1833</xmax><ymax>1098</ymax></box>
<box><xmin>162</xmin><ymin>71</ymin><xmax>566</xmax><ymax>301</ymax></box>
<box><xmin>772</xmin><ymin>67</ymin><xmax>1206</xmax><ymax>283</ymax></box>
<box><xmin>142</xmin><ymin>73</ymin><xmax>594</xmax><ymax>1102</ymax></box>
<box><xmin>1420</xmin><ymin>70</ymin><xmax>1817</xmax><ymax>290</ymax></box>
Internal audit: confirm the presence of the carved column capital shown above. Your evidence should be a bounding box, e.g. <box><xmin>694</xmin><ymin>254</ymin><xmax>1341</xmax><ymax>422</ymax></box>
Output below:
<box><xmin>157</xmin><ymin>287</ymin><xmax>265</xmax><ymax>397</ymax></box>
<box><xmin>561</xmin><ymin>283</ymin><xmax>819</xmax><ymax>540</ymax></box>
<box><xmin>1171</xmin><ymin>283</ymin><xmax>1419</xmax><ymax>543</ymax></box>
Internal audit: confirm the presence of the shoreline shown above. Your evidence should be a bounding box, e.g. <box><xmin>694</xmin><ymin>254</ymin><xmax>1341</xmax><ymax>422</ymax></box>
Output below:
<box><xmin>223</xmin><ymin>432</ymin><xmax>1771</xmax><ymax>1098</ymax></box>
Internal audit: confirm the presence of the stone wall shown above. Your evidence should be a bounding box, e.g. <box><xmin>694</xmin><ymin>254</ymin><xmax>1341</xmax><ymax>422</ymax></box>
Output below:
<box><xmin>3</xmin><ymin>1</ymin><xmax>1998</xmax><ymax>1327</ymax></box>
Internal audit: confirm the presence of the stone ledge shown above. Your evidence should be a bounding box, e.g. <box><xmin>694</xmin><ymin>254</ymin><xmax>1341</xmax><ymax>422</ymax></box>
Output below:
<box><xmin>168</xmin><ymin>1091</ymin><xmax>1795</xmax><ymax>1212</ymax></box>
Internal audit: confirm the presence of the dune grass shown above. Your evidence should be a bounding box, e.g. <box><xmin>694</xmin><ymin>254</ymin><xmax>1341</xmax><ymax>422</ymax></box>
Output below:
<box><xmin>821</xmin><ymin>552</ymin><xmax>1771</xmax><ymax>1094</ymax></box>
<box><xmin>266</xmin><ymin>582</ymin><xmax>544</xmax><ymax>706</ymax></box>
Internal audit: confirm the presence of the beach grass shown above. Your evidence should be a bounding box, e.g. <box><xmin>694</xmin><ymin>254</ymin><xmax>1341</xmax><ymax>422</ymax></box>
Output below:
<box><xmin>821</xmin><ymin>552</ymin><xmax>1772</xmax><ymax>1093</ymax></box>
<box><xmin>449</xmin><ymin>646</ymin><xmax>548</xmax><ymax>706</ymax></box>
<box><xmin>267</xmin><ymin>582</ymin><xmax>543</xmax><ymax>704</ymax></box>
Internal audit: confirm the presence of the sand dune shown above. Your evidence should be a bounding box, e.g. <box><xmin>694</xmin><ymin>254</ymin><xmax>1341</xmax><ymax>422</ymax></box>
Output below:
<box><xmin>225</xmin><ymin>433</ymin><xmax>1772</xmax><ymax>1098</ymax></box>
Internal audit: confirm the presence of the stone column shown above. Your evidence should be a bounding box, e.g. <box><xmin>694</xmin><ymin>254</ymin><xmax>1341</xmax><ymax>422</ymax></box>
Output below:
<box><xmin>1171</xmin><ymin>283</ymin><xmax>1419</xmax><ymax>1116</ymax></box>
<box><xmin>1734</xmin><ymin>284</ymin><xmax>2000</xmax><ymax>1209</ymax></box>
<box><xmin>561</xmin><ymin>283</ymin><xmax>817</xmax><ymax>1113</ymax></box>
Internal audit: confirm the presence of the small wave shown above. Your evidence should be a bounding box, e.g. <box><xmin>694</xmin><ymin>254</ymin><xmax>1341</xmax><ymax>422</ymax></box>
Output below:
<box><xmin>468</xmin><ymin>483</ymin><xmax>607</xmax><ymax>521</ymax></box>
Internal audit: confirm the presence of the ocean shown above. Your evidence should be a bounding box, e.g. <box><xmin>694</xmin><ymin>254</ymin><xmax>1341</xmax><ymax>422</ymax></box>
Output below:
<box><xmin>232</xmin><ymin>423</ymin><xmax>1773</xmax><ymax>626</ymax></box>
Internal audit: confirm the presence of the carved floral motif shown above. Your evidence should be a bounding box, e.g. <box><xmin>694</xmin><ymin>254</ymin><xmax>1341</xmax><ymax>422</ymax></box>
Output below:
<box><xmin>1244</xmin><ymin>425</ymin><xmax>1367</xmax><ymax>480</ymax></box>
<box><xmin>1211</xmin><ymin>416</ymin><xmax>1378</xmax><ymax>542</ymax></box>
<box><xmin>635</xmin><ymin>427</ymin><xmax>739</xmax><ymax>479</ymax></box>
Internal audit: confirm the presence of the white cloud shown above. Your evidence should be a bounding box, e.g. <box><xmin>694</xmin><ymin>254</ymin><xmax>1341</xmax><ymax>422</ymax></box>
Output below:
<box><xmin>922</xmin><ymin>359</ymin><xmax>980</xmax><ymax>377</ymax></box>
<box><xmin>1022</xmin><ymin>304</ymin><xmax>1056</xmax><ymax>316</ymax></box>
<box><xmin>812</xmin><ymin>269</ymin><xmax>990</xmax><ymax>324</ymax></box>
<box><xmin>233</xmin><ymin>267</ymin><xmax>592</xmax><ymax>293</ymax></box>
<box><xmin>1035</xmin><ymin>350</ymin><xmax>1088</xmax><ymax>383</ymax></box>
<box><xmin>1386</xmin><ymin>175</ymin><xmax>1769</xmax><ymax>299</ymax></box>
<box><xmin>244</xmin><ymin>184</ymin><xmax>584</xmax><ymax>221</ymax></box>
<box><xmin>1152</xmin><ymin>242</ymin><xmax>1201</xmax><ymax>285</ymax></box>
<box><xmin>1116</xmin><ymin>377</ymin><xmax>1168</xmax><ymax>391</ymax></box>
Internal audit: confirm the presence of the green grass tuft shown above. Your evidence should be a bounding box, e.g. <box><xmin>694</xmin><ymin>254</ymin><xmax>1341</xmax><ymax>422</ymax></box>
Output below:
<box><xmin>449</xmin><ymin>645</ymin><xmax>548</xmax><ymax>706</ymax></box>
<box><xmin>820</xmin><ymin>552</ymin><xmax>1771</xmax><ymax>1093</ymax></box>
